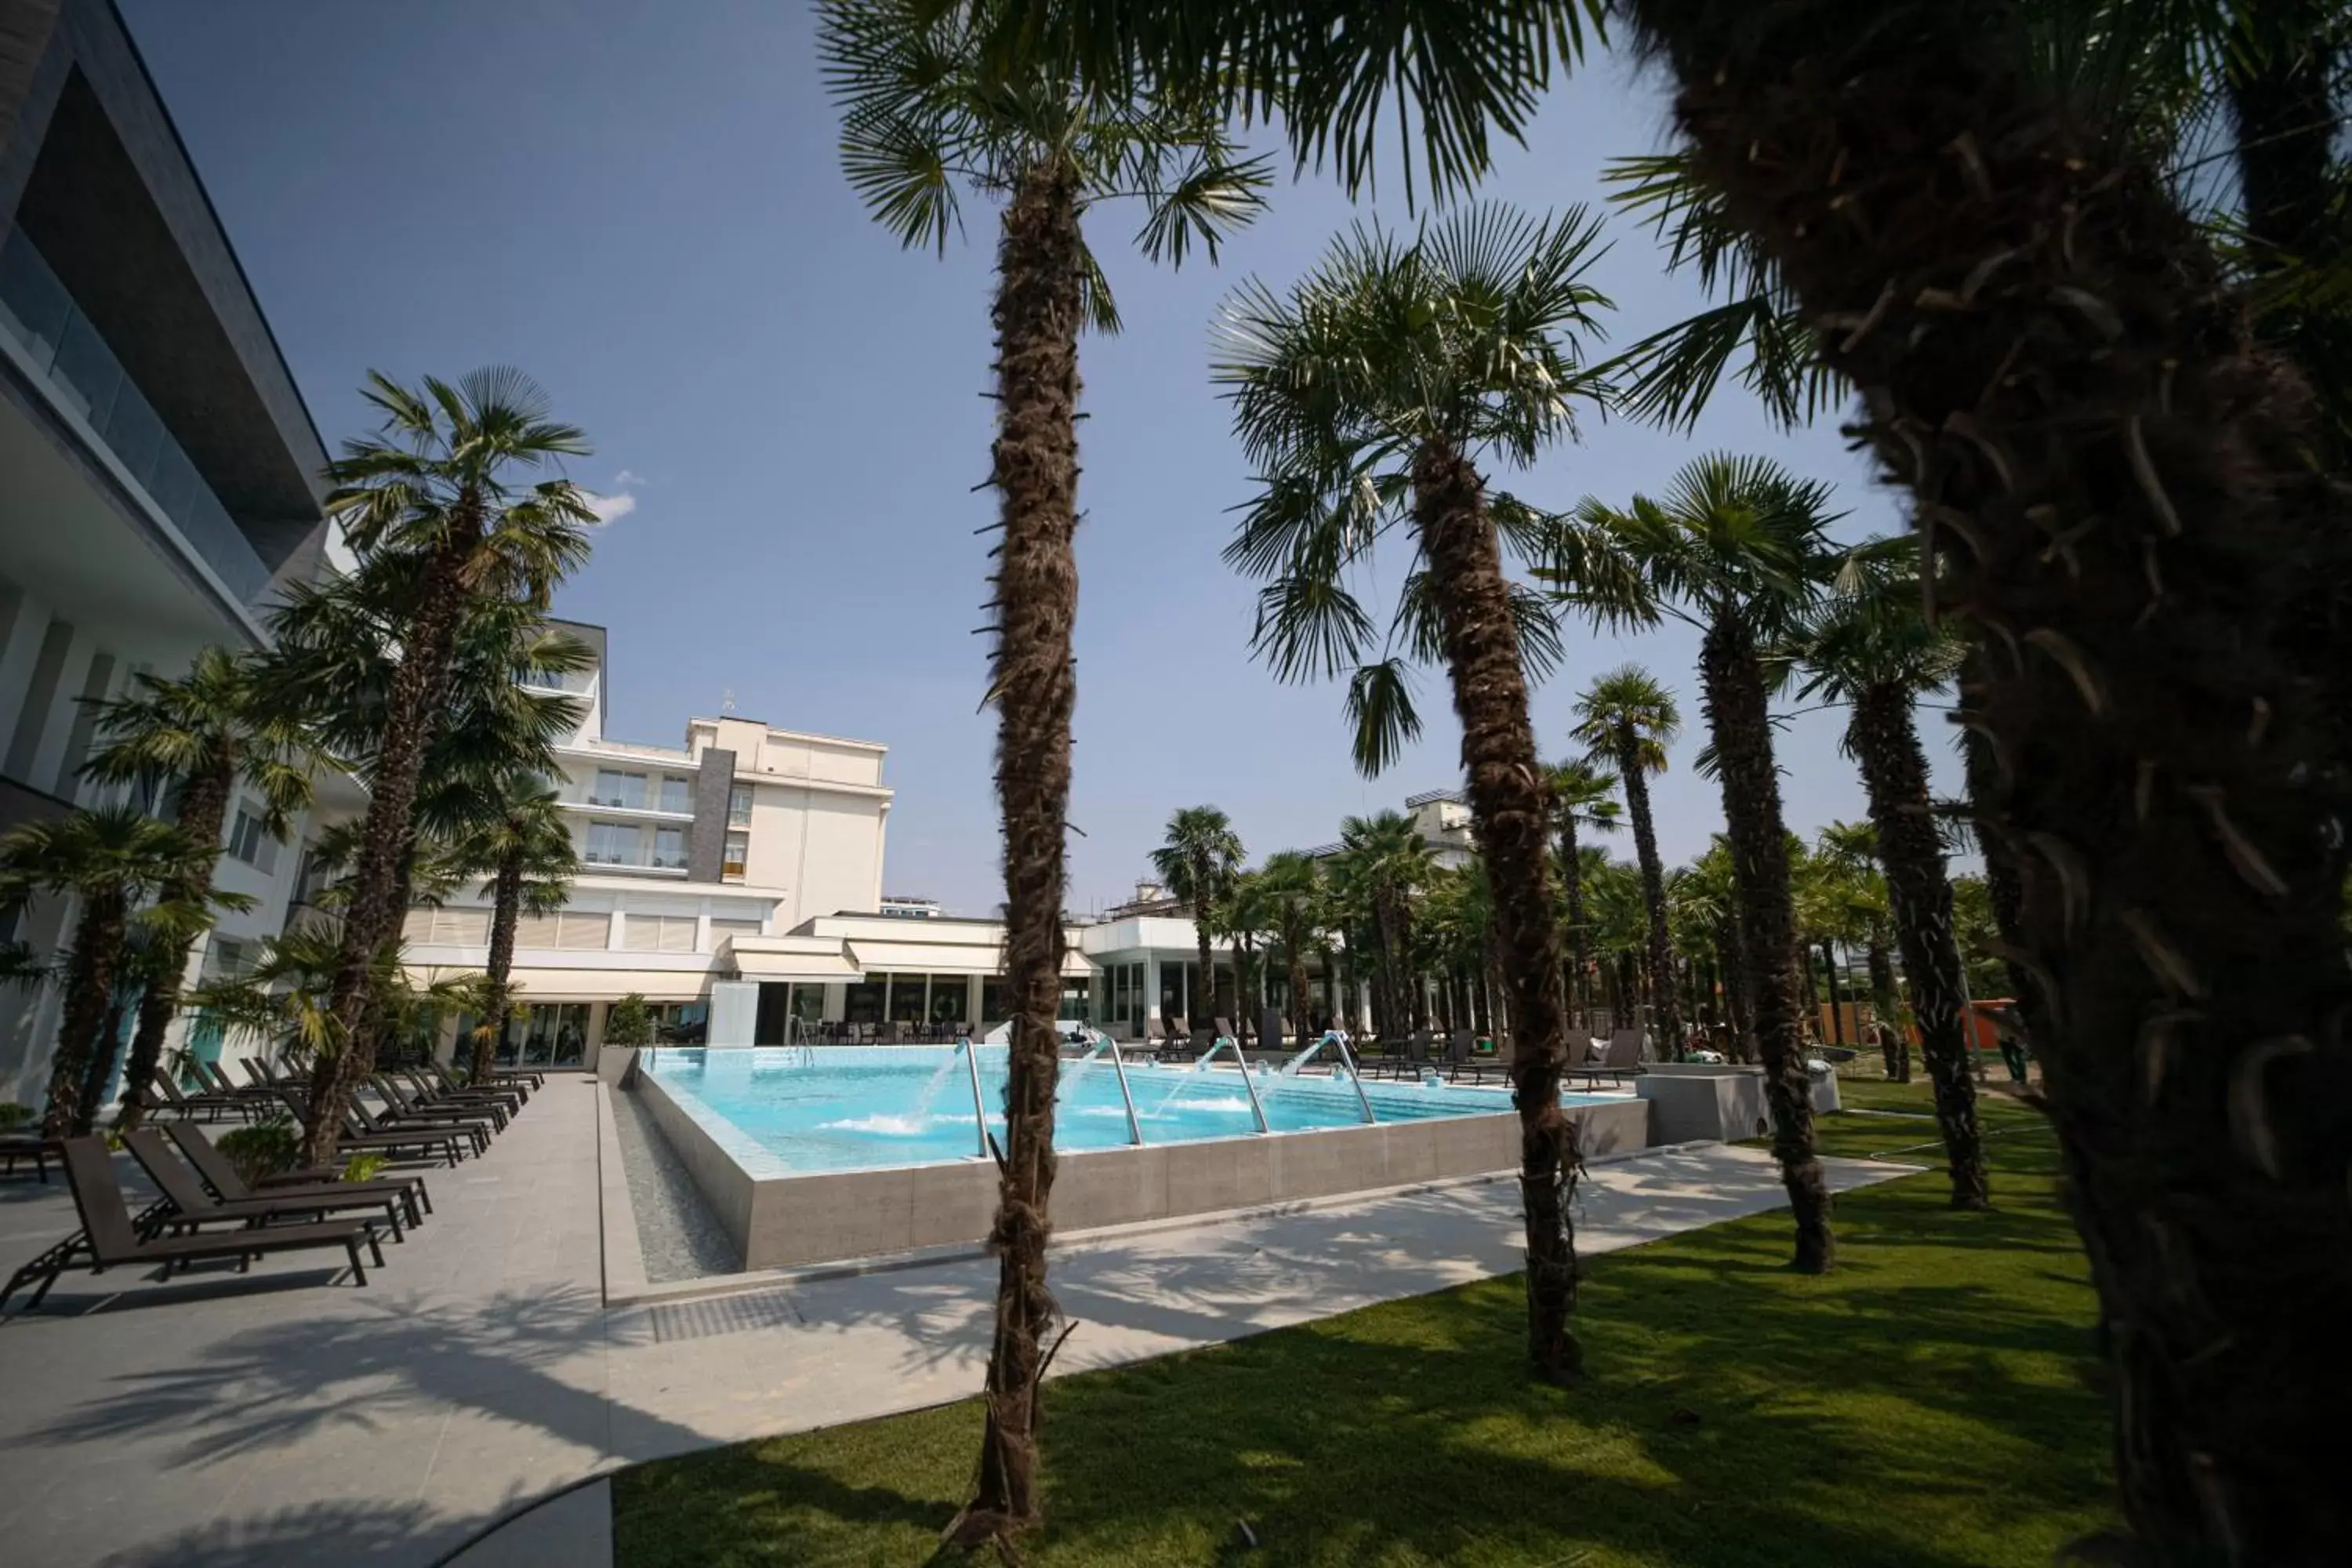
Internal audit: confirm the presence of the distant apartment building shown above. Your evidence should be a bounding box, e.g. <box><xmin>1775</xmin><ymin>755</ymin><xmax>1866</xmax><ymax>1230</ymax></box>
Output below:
<box><xmin>0</xmin><ymin>0</ymin><xmax>359</xmax><ymax>1105</ymax></box>
<box><xmin>399</xmin><ymin>622</ymin><xmax>893</xmax><ymax>1065</ymax></box>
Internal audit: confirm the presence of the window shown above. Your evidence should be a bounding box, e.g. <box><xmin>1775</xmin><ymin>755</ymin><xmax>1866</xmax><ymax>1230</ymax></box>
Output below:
<box><xmin>929</xmin><ymin>975</ymin><xmax>969</xmax><ymax>1023</ymax></box>
<box><xmin>586</xmin><ymin>822</ymin><xmax>643</xmax><ymax>866</ymax></box>
<box><xmin>516</xmin><ymin>910</ymin><xmax>611</xmax><ymax>950</ymax></box>
<box><xmin>225</xmin><ymin>804</ymin><xmax>278</xmax><ymax>873</ymax></box>
<box><xmin>652</xmin><ymin>826</ymin><xmax>688</xmax><ymax>869</ymax></box>
<box><xmin>624</xmin><ymin>914</ymin><xmax>699</xmax><ymax>953</ymax></box>
<box><xmin>886</xmin><ymin>973</ymin><xmax>927</xmax><ymax>1025</ymax></box>
<box><xmin>592</xmin><ymin>770</ymin><xmax>644</xmax><ymax>809</ymax></box>
<box><xmin>728</xmin><ymin>784</ymin><xmax>752</xmax><ymax>827</ymax></box>
<box><xmin>205</xmin><ymin>937</ymin><xmax>248</xmax><ymax>979</ymax></box>
<box><xmin>292</xmin><ymin>847</ymin><xmax>332</xmax><ymax>906</ymax></box>
<box><xmin>710</xmin><ymin>916</ymin><xmax>763</xmax><ymax>946</ymax></box>
<box><xmin>843</xmin><ymin>976</ymin><xmax>884</xmax><ymax>1024</ymax></box>
<box><xmin>401</xmin><ymin>906</ymin><xmax>491</xmax><ymax>946</ymax></box>
<box><xmin>721</xmin><ymin>833</ymin><xmax>748</xmax><ymax>880</ymax></box>
<box><xmin>659</xmin><ymin>776</ymin><xmax>693</xmax><ymax>814</ymax></box>
<box><xmin>522</xmin><ymin>665</ymin><xmax>594</xmax><ymax>694</ymax></box>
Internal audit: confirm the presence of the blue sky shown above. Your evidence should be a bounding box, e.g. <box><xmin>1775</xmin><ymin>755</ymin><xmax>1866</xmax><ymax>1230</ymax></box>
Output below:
<box><xmin>123</xmin><ymin>0</ymin><xmax>1959</xmax><ymax>916</ymax></box>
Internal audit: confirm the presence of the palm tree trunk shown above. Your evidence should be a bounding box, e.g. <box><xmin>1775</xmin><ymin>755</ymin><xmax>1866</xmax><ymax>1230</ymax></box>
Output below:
<box><xmin>1699</xmin><ymin>606</ymin><xmax>1832</xmax><ymax>1271</ymax></box>
<box><xmin>114</xmin><ymin>755</ymin><xmax>234</xmax><ymax>1131</ymax></box>
<box><xmin>1852</xmin><ymin>684</ymin><xmax>1987</xmax><ymax>1206</ymax></box>
<box><xmin>470</xmin><ymin>855</ymin><xmax>526</xmax><ymax>1085</ymax></box>
<box><xmin>1960</xmin><ymin>710</ymin><xmax>2033</xmax><ymax>1063</ymax></box>
<box><xmin>1557</xmin><ymin>820</ymin><xmax>1589</xmax><ymax>1026</ymax></box>
<box><xmin>1637</xmin><ymin>0</ymin><xmax>2349</xmax><ymax>1545</ymax></box>
<box><xmin>1615</xmin><ymin>731</ymin><xmax>1683</xmax><ymax>1060</ymax></box>
<box><xmin>77</xmin><ymin>999</ymin><xmax>128</xmax><ymax>1134</ymax></box>
<box><xmin>302</xmin><ymin>534</ymin><xmax>477</xmax><ymax>1167</ymax></box>
<box><xmin>42</xmin><ymin>893</ymin><xmax>128</xmax><ymax>1138</ymax></box>
<box><xmin>955</xmin><ymin>156</ymin><xmax>1081</xmax><ymax>1548</ymax></box>
<box><xmin>1715</xmin><ymin>915</ymin><xmax>1751</xmax><ymax>1059</ymax></box>
<box><xmin>1191</xmin><ymin>872</ymin><xmax>1214</xmax><ymax>1030</ymax></box>
<box><xmin>1820</xmin><ymin>940</ymin><xmax>1846</xmax><ymax>1044</ymax></box>
<box><xmin>1284</xmin><ymin>924</ymin><xmax>1311</xmax><ymax>1050</ymax></box>
<box><xmin>1412</xmin><ymin>437</ymin><xmax>1580</xmax><ymax>1381</ymax></box>
<box><xmin>1865</xmin><ymin>935</ymin><xmax>1907</xmax><ymax>1081</ymax></box>
<box><xmin>1796</xmin><ymin>937</ymin><xmax>1820</xmax><ymax>1036</ymax></box>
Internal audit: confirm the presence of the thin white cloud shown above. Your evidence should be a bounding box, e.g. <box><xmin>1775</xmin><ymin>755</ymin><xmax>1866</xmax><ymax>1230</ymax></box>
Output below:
<box><xmin>613</xmin><ymin>468</ymin><xmax>645</xmax><ymax>488</ymax></box>
<box><xmin>585</xmin><ymin>491</ymin><xmax>637</xmax><ymax>525</ymax></box>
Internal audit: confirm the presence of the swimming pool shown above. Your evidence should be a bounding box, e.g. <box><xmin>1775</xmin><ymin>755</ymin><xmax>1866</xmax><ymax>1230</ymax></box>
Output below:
<box><xmin>637</xmin><ymin>1044</ymin><xmax>1606</xmax><ymax>1178</ymax></box>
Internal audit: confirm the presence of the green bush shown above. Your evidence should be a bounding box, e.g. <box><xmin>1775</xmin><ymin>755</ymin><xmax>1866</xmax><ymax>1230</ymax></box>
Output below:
<box><xmin>0</xmin><ymin>1102</ymin><xmax>33</xmax><ymax>1131</ymax></box>
<box><xmin>605</xmin><ymin>992</ymin><xmax>657</xmax><ymax>1047</ymax></box>
<box><xmin>342</xmin><ymin>1151</ymin><xmax>387</xmax><ymax>1183</ymax></box>
<box><xmin>216</xmin><ymin>1116</ymin><xmax>301</xmax><ymax>1186</ymax></box>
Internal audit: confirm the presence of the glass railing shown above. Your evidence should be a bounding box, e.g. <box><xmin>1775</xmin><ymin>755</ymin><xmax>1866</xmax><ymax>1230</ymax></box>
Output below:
<box><xmin>0</xmin><ymin>228</ymin><xmax>268</xmax><ymax>604</ymax></box>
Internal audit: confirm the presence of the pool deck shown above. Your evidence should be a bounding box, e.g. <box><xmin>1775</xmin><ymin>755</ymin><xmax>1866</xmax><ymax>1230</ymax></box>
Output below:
<box><xmin>0</xmin><ymin>1076</ymin><xmax>1912</xmax><ymax>1567</ymax></box>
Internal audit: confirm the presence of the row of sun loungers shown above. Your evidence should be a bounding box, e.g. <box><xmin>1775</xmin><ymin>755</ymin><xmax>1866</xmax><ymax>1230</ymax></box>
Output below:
<box><xmin>1</xmin><ymin>1057</ymin><xmax>531</xmax><ymax>1312</ymax></box>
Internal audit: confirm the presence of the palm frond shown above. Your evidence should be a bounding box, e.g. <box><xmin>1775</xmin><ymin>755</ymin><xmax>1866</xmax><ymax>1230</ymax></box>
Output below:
<box><xmin>1345</xmin><ymin>659</ymin><xmax>1423</xmax><ymax>777</ymax></box>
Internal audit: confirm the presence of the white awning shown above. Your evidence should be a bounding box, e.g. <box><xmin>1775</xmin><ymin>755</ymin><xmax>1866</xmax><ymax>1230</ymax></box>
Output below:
<box><xmin>845</xmin><ymin>938</ymin><xmax>1095</xmax><ymax>978</ymax></box>
<box><xmin>501</xmin><ymin>968</ymin><xmax>710</xmax><ymax>1001</ymax></box>
<box><xmin>724</xmin><ymin>936</ymin><xmax>864</xmax><ymax>982</ymax></box>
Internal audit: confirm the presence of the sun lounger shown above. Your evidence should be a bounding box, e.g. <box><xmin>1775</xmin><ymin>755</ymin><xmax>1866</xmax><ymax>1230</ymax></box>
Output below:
<box><xmin>273</xmin><ymin>1089</ymin><xmax>471</xmax><ymax>1167</ymax></box>
<box><xmin>122</xmin><ymin>1129</ymin><xmax>408</xmax><ymax>1243</ymax></box>
<box><xmin>1</xmin><ymin>1138</ymin><xmax>378</xmax><ymax>1312</ymax></box>
<box><xmin>165</xmin><ymin>1121</ymin><xmax>429</xmax><ymax>1227</ymax></box>
<box><xmin>1573</xmin><ymin>1031</ymin><xmax>1645</xmax><ymax>1090</ymax></box>
<box><xmin>425</xmin><ymin>1062</ymin><xmax>527</xmax><ymax>1110</ymax></box>
<box><xmin>406</xmin><ymin>1067</ymin><xmax>523</xmax><ymax>1120</ymax></box>
<box><xmin>147</xmin><ymin>1068</ymin><xmax>255</xmax><ymax>1124</ymax></box>
<box><xmin>363</xmin><ymin>1077</ymin><xmax>495</xmax><ymax>1150</ymax></box>
<box><xmin>0</xmin><ymin>1131</ymin><xmax>52</xmax><ymax>1182</ymax></box>
<box><xmin>1443</xmin><ymin>1029</ymin><xmax>1504</xmax><ymax>1085</ymax></box>
<box><xmin>376</xmin><ymin>1073</ymin><xmax>506</xmax><ymax>1134</ymax></box>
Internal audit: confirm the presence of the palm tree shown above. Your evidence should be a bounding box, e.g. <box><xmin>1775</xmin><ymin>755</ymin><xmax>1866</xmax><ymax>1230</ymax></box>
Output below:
<box><xmin>1568</xmin><ymin>456</ymin><xmax>1839</xmax><ymax>1272</ymax></box>
<box><xmin>78</xmin><ymin>647</ymin><xmax>320</xmax><ymax>1130</ymax></box>
<box><xmin>1215</xmin><ymin>203</ymin><xmax>1617</xmax><ymax>1379</ymax></box>
<box><xmin>1544</xmin><ymin>759</ymin><xmax>1619</xmax><ymax>1024</ymax></box>
<box><xmin>1255</xmin><ymin>851</ymin><xmax>1327</xmax><ymax>1047</ymax></box>
<box><xmin>0</xmin><ymin>808</ymin><xmax>217</xmax><ymax>1135</ymax></box>
<box><xmin>1328</xmin><ymin>811</ymin><xmax>1432</xmax><ymax>1040</ymax></box>
<box><xmin>295</xmin><ymin>368</ymin><xmax>595</xmax><ymax>1167</ymax></box>
<box><xmin>1813</xmin><ymin>821</ymin><xmax>1900</xmax><ymax>1075</ymax></box>
<box><xmin>1149</xmin><ymin>807</ymin><xmax>1242</xmax><ymax>1029</ymax></box>
<box><xmin>1791</xmin><ymin>542</ymin><xmax>1989</xmax><ymax>1207</ymax></box>
<box><xmin>820</xmin><ymin>5</ymin><xmax>1267</xmax><ymax>1534</ymax></box>
<box><xmin>1014</xmin><ymin>14</ymin><xmax>2350</xmax><ymax>1532</ymax></box>
<box><xmin>444</xmin><ymin>781</ymin><xmax>576</xmax><ymax>1084</ymax></box>
<box><xmin>1569</xmin><ymin>669</ymin><xmax>1682</xmax><ymax>1062</ymax></box>
<box><xmin>1212</xmin><ymin>868</ymin><xmax>1271</xmax><ymax>1043</ymax></box>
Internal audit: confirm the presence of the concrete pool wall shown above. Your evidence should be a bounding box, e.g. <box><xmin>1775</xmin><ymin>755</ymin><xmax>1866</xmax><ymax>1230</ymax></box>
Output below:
<box><xmin>626</xmin><ymin>1054</ymin><xmax>1653</xmax><ymax>1270</ymax></box>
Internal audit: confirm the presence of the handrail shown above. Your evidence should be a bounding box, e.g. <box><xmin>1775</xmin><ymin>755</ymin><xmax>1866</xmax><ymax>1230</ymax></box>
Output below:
<box><xmin>1084</xmin><ymin>1032</ymin><xmax>1145</xmax><ymax>1146</ymax></box>
<box><xmin>1193</xmin><ymin>1036</ymin><xmax>1270</xmax><ymax>1134</ymax></box>
<box><xmin>956</xmin><ymin>1036</ymin><xmax>991</xmax><ymax>1159</ymax></box>
<box><xmin>1289</xmin><ymin>1031</ymin><xmax>1377</xmax><ymax>1126</ymax></box>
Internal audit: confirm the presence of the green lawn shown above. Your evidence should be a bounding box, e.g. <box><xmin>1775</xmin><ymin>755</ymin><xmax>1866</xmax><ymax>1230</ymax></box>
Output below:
<box><xmin>612</xmin><ymin>1081</ymin><xmax>2113</xmax><ymax>1566</ymax></box>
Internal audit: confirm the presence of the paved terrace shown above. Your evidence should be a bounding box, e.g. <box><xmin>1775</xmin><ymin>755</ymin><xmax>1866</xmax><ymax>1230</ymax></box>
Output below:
<box><xmin>0</xmin><ymin>1077</ymin><xmax>1908</xmax><ymax>1567</ymax></box>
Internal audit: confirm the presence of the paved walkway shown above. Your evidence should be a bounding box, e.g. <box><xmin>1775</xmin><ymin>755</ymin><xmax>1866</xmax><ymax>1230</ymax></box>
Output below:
<box><xmin>0</xmin><ymin>1078</ymin><xmax>1909</xmax><ymax>1567</ymax></box>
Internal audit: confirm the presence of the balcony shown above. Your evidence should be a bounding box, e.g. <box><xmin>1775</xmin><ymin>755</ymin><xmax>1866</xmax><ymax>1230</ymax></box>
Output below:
<box><xmin>0</xmin><ymin>230</ymin><xmax>267</xmax><ymax>604</ymax></box>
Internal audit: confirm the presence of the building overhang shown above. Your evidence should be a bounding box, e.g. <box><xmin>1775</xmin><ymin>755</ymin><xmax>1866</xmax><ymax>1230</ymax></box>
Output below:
<box><xmin>724</xmin><ymin>935</ymin><xmax>863</xmax><ymax>982</ymax></box>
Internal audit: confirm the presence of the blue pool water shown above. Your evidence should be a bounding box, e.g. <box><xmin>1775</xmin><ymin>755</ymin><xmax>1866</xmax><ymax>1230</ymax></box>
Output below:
<box><xmin>639</xmin><ymin>1045</ymin><xmax>1602</xmax><ymax>1177</ymax></box>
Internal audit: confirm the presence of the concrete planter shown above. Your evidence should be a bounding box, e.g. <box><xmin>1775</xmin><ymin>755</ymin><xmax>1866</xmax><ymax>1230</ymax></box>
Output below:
<box><xmin>1637</xmin><ymin>1063</ymin><xmax>1842</xmax><ymax>1144</ymax></box>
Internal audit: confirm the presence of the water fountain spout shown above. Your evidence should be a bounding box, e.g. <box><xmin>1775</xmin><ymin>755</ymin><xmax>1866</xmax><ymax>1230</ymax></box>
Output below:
<box><xmin>1283</xmin><ymin>1031</ymin><xmax>1377</xmax><ymax>1125</ymax></box>
<box><xmin>1192</xmin><ymin>1035</ymin><xmax>1271</xmax><ymax>1134</ymax></box>
<box><xmin>1080</xmin><ymin>1031</ymin><xmax>1145</xmax><ymax>1147</ymax></box>
<box><xmin>953</xmin><ymin>1036</ymin><xmax>991</xmax><ymax>1160</ymax></box>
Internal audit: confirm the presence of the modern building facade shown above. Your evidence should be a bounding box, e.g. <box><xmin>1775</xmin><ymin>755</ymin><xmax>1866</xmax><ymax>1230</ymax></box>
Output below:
<box><xmin>0</xmin><ymin>0</ymin><xmax>357</xmax><ymax>1106</ymax></box>
<box><xmin>400</xmin><ymin>622</ymin><xmax>895</xmax><ymax>1065</ymax></box>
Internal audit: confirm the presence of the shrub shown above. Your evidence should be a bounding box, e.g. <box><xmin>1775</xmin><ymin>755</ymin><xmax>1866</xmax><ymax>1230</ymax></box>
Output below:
<box><xmin>342</xmin><ymin>1152</ymin><xmax>387</xmax><ymax>1182</ymax></box>
<box><xmin>0</xmin><ymin>1102</ymin><xmax>32</xmax><ymax>1131</ymax></box>
<box><xmin>605</xmin><ymin>993</ymin><xmax>656</xmax><ymax>1047</ymax></box>
<box><xmin>216</xmin><ymin>1116</ymin><xmax>301</xmax><ymax>1186</ymax></box>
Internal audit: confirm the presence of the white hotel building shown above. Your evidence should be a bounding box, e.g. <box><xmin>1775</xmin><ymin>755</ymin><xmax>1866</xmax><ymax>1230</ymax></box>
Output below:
<box><xmin>399</xmin><ymin>625</ymin><xmax>1356</xmax><ymax>1071</ymax></box>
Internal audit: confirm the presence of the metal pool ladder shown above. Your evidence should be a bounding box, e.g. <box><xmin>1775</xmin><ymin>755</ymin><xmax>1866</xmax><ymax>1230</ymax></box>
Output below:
<box><xmin>1284</xmin><ymin>1031</ymin><xmax>1377</xmax><ymax>1126</ymax></box>
<box><xmin>1192</xmin><ymin>1036</ymin><xmax>1272</xmax><ymax>1134</ymax></box>
<box><xmin>1080</xmin><ymin>1032</ymin><xmax>1145</xmax><ymax>1145</ymax></box>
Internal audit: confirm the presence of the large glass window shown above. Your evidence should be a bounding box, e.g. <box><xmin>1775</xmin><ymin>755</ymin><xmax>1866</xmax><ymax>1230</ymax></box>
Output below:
<box><xmin>592</xmin><ymin>770</ymin><xmax>645</xmax><ymax>809</ymax></box>
<box><xmin>652</xmin><ymin>826</ymin><xmax>688</xmax><ymax>869</ymax></box>
<box><xmin>659</xmin><ymin>775</ymin><xmax>693</xmax><ymax>813</ymax></box>
<box><xmin>586</xmin><ymin>822</ymin><xmax>643</xmax><ymax>866</ymax></box>
<box><xmin>929</xmin><ymin>975</ymin><xmax>969</xmax><ymax>1023</ymax></box>
<box><xmin>843</xmin><ymin>977</ymin><xmax>884</xmax><ymax>1024</ymax></box>
<box><xmin>1059</xmin><ymin>976</ymin><xmax>1093</xmax><ymax>1025</ymax></box>
<box><xmin>981</xmin><ymin>976</ymin><xmax>1010</xmax><ymax>1024</ymax></box>
<box><xmin>401</xmin><ymin>906</ymin><xmax>491</xmax><ymax>946</ymax></box>
<box><xmin>517</xmin><ymin>1003</ymin><xmax>590</xmax><ymax>1066</ymax></box>
<box><xmin>728</xmin><ymin>784</ymin><xmax>753</xmax><ymax>827</ymax></box>
<box><xmin>787</xmin><ymin>984</ymin><xmax>827</xmax><ymax>1022</ymax></box>
<box><xmin>225</xmin><ymin>804</ymin><xmax>278</xmax><ymax>873</ymax></box>
<box><xmin>722</xmin><ymin>833</ymin><xmax>748</xmax><ymax>880</ymax></box>
<box><xmin>886</xmin><ymin>973</ymin><xmax>927</xmax><ymax>1025</ymax></box>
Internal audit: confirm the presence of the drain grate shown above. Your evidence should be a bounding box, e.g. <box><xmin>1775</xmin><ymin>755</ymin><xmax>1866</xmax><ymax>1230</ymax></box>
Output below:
<box><xmin>639</xmin><ymin>1288</ymin><xmax>803</xmax><ymax>1344</ymax></box>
